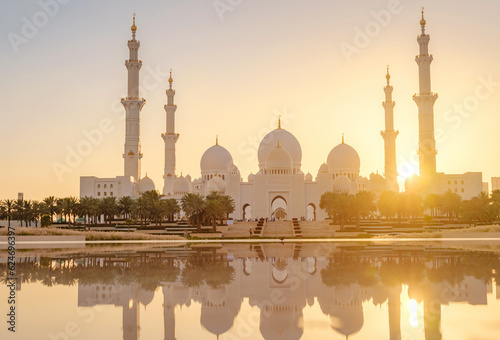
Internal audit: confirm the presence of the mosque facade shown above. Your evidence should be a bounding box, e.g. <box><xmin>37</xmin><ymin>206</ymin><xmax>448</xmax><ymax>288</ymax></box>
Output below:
<box><xmin>80</xmin><ymin>11</ymin><xmax>484</xmax><ymax>221</ymax></box>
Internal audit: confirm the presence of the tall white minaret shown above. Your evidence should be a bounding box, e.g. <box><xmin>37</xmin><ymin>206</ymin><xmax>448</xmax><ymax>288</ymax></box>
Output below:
<box><xmin>162</xmin><ymin>70</ymin><xmax>179</xmax><ymax>195</ymax></box>
<box><xmin>381</xmin><ymin>66</ymin><xmax>399</xmax><ymax>192</ymax></box>
<box><xmin>413</xmin><ymin>8</ymin><xmax>438</xmax><ymax>180</ymax></box>
<box><xmin>122</xmin><ymin>14</ymin><xmax>146</xmax><ymax>183</ymax></box>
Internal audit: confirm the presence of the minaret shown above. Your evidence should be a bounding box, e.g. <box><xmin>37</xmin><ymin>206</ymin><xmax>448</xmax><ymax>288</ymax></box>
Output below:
<box><xmin>162</xmin><ymin>70</ymin><xmax>179</xmax><ymax>195</ymax></box>
<box><xmin>413</xmin><ymin>8</ymin><xmax>438</xmax><ymax>181</ymax></box>
<box><xmin>381</xmin><ymin>66</ymin><xmax>399</xmax><ymax>192</ymax></box>
<box><xmin>122</xmin><ymin>14</ymin><xmax>146</xmax><ymax>183</ymax></box>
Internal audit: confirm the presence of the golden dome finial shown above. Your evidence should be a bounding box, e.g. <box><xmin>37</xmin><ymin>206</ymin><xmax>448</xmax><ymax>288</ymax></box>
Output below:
<box><xmin>131</xmin><ymin>13</ymin><xmax>137</xmax><ymax>32</ymax></box>
<box><xmin>386</xmin><ymin>65</ymin><xmax>390</xmax><ymax>79</ymax></box>
<box><xmin>216</xmin><ymin>135</ymin><xmax>219</xmax><ymax>146</ymax></box>
<box><xmin>420</xmin><ymin>7</ymin><xmax>426</xmax><ymax>26</ymax></box>
<box><xmin>342</xmin><ymin>133</ymin><xmax>344</xmax><ymax>144</ymax></box>
<box><xmin>278</xmin><ymin>115</ymin><xmax>282</xmax><ymax>129</ymax></box>
<box><xmin>277</xmin><ymin>140</ymin><xmax>281</xmax><ymax>148</ymax></box>
<box><xmin>169</xmin><ymin>69</ymin><xmax>173</xmax><ymax>84</ymax></box>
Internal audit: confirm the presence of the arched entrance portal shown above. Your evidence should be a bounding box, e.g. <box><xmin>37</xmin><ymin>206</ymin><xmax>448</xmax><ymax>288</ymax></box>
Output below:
<box><xmin>242</xmin><ymin>204</ymin><xmax>252</xmax><ymax>221</ymax></box>
<box><xmin>271</xmin><ymin>196</ymin><xmax>287</xmax><ymax>220</ymax></box>
<box><xmin>306</xmin><ymin>203</ymin><xmax>316</xmax><ymax>221</ymax></box>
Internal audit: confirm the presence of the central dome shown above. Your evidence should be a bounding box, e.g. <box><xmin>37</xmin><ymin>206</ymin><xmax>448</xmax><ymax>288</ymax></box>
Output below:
<box><xmin>258</xmin><ymin>128</ymin><xmax>302</xmax><ymax>170</ymax></box>
<box><xmin>200</xmin><ymin>144</ymin><xmax>233</xmax><ymax>172</ymax></box>
<box><xmin>265</xmin><ymin>145</ymin><xmax>292</xmax><ymax>170</ymax></box>
<box><xmin>327</xmin><ymin>142</ymin><xmax>360</xmax><ymax>173</ymax></box>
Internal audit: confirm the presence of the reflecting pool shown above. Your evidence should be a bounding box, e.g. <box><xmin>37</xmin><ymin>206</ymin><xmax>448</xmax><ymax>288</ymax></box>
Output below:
<box><xmin>2</xmin><ymin>243</ymin><xmax>500</xmax><ymax>339</ymax></box>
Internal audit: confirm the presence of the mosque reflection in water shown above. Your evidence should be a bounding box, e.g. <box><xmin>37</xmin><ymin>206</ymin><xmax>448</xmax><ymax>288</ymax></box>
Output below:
<box><xmin>5</xmin><ymin>244</ymin><xmax>500</xmax><ymax>339</ymax></box>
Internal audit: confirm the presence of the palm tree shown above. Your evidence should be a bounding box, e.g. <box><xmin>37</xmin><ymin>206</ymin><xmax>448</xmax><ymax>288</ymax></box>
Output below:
<box><xmin>203</xmin><ymin>199</ymin><xmax>226</xmax><ymax>232</ymax></box>
<box><xmin>132</xmin><ymin>196</ymin><xmax>149</xmax><ymax>227</ymax></box>
<box><xmin>377</xmin><ymin>191</ymin><xmax>398</xmax><ymax>219</ymax></box>
<box><xmin>1</xmin><ymin>199</ymin><xmax>15</xmax><ymax>227</ymax></box>
<box><xmin>60</xmin><ymin>197</ymin><xmax>79</xmax><ymax>227</ymax></box>
<box><xmin>31</xmin><ymin>201</ymin><xmax>44</xmax><ymax>227</ymax></box>
<box><xmin>78</xmin><ymin>197</ymin><xmax>94</xmax><ymax>230</ymax></box>
<box><xmin>42</xmin><ymin>196</ymin><xmax>58</xmax><ymax>222</ymax></box>
<box><xmin>181</xmin><ymin>193</ymin><xmax>205</xmax><ymax>232</ymax></box>
<box><xmin>99</xmin><ymin>197</ymin><xmax>118</xmax><ymax>224</ymax></box>
<box><xmin>206</xmin><ymin>191</ymin><xmax>235</xmax><ymax>223</ymax></box>
<box><xmin>491</xmin><ymin>190</ymin><xmax>500</xmax><ymax>221</ymax></box>
<box><xmin>439</xmin><ymin>190</ymin><xmax>462</xmax><ymax>221</ymax></box>
<box><xmin>402</xmin><ymin>192</ymin><xmax>423</xmax><ymax>220</ymax></box>
<box><xmin>424</xmin><ymin>193</ymin><xmax>440</xmax><ymax>218</ymax></box>
<box><xmin>164</xmin><ymin>199</ymin><xmax>180</xmax><ymax>222</ymax></box>
<box><xmin>149</xmin><ymin>200</ymin><xmax>166</xmax><ymax>227</ymax></box>
<box><xmin>118</xmin><ymin>196</ymin><xmax>134</xmax><ymax>219</ymax></box>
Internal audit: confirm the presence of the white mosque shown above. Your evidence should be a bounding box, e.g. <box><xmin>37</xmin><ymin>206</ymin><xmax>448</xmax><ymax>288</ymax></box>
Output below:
<box><xmin>80</xmin><ymin>11</ymin><xmax>484</xmax><ymax>221</ymax></box>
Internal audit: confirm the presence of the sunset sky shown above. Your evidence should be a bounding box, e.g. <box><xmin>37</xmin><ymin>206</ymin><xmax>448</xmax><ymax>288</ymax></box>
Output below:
<box><xmin>1</xmin><ymin>0</ymin><xmax>500</xmax><ymax>200</ymax></box>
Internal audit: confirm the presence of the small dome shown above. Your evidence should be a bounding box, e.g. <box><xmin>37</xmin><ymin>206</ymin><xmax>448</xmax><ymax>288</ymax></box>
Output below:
<box><xmin>228</xmin><ymin>164</ymin><xmax>239</xmax><ymax>173</ymax></box>
<box><xmin>333</xmin><ymin>175</ymin><xmax>351</xmax><ymax>193</ymax></box>
<box><xmin>370</xmin><ymin>172</ymin><xmax>385</xmax><ymax>182</ymax></box>
<box><xmin>185</xmin><ymin>174</ymin><xmax>192</xmax><ymax>182</ymax></box>
<box><xmin>248</xmin><ymin>173</ymin><xmax>255</xmax><ymax>182</ymax></box>
<box><xmin>137</xmin><ymin>288</ymin><xmax>154</xmax><ymax>306</ymax></box>
<box><xmin>405</xmin><ymin>174</ymin><xmax>420</xmax><ymax>192</ymax></box>
<box><xmin>200</xmin><ymin>306</ymin><xmax>236</xmax><ymax>336</ymax></box>
<box><xmin>318</xmin><ymin>163</ymin><xmax>329</xmax><ymax>174</ymax></box>
<box><xmin>265</xmin><ymin>144</ymin><xmax>292</xmax><ymax>170</ymax></box>
<box><xmin>137</xmin><ymin>175</ymin><xmax>155</xmax><ymax>194</ymax></box>
<box><xmin>201</xmin><ymin>144</ymin><xmax>233</xmax><ymax>172</ymax></box>
<box><xmin>207</xmin><ymin>176</ymin><xmax>225</xmax><ymax>193</ymax></box>
<box><xmin>258</xmin><ymin>128</ymin><xmax>302</xmax><ymax>170</ymax></box>
<box><xmin>173</xmin><ymin>176</ymin><xmax>190</xmax><ymax>194</ymax></box>
<box><xmin>305</xmin><ymin>172</ymin><xmax>313</xmax><ymax>182</ymax></box>
<box><xmin>327</xmin><ymin>142</ymin><xmax>360</xmax><ymax>173</ymax></box>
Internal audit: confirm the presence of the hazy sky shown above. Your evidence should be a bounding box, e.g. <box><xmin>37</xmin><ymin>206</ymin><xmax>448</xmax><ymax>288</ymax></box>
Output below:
<box><xmin>1</xmin><ymin>0</ymin><xmax>500</xmax><ymax>200</ymax></box>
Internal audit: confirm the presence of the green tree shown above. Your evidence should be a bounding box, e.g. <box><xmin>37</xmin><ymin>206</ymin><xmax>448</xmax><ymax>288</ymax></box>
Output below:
<box><xmin>319</xmin><ymin>192</ymin><xmax>354</xmax><ymax>231</ymax></box>
<box><xmin>118</xmin><ymin>196</ymin><xmax>134</xmax><ymax>219</ymax></box>
<box><xmin>439</xmin><ymin>190</ymin><xmax>462</xmax><ymax>221</ymax></box>
<box><xmin>0</xmin><ymin>199</ymin><xmax>15</xmax><ymax>227</ymax></box>
<box><xmin>41</xmin><ymin>214</ymin><xmax>52</xmax><ymax>228</ymax></box>
<box><xmin>377</xmin><ymin>191</ymin><xmax>398</xmax><ymax>219</ymax></box>
<box><xmin>424</xmin><ymin>193</ymin><xmax>440</xmax><ymax>218</ymax></box>
<box><xmin>163</xmin><ymin>199</ymin><xmax>180</xmax><ymax>222</ymax></box>
<box><xmin>352</xmin><ymin>191</ymin><xmax>376</xmax><ymax>230</ymax></box>
<box><xmin>99</xmin><ymin>197</ymin><xmax>118</xmax><ymax>224</ymax></box>
<box><xmin>181</xmin><ymin>193</ymin><xmax>205</xmax><ymax>232</ymax></box>
<box><xmin>203</xmin><ymin>199</ymin><xmax>226</xmax><ymax>232</ymax></box>
<box><xmin>132</xmin><ymin>196</ymin><xmax>149</xmax><ymax>227</ymax></box>
<box><xmin>42</xmin><ymin>196</ymin><xmax>58</xmax><ymax>222</ymax></box>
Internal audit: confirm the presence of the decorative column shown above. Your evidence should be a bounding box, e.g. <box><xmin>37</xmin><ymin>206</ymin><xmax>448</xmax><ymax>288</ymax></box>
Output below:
<box><xmin>381</xmin><ymin>66</ymin><xmax>399</xmax><ymax>192</ymax></box>
<box><xmin>162</xmin><ymin>71</ymin><xmax>179</xmax><ymax>195</ymax></box>
<box><xmin>122</xmin><ymin>14</ymin><xmax>146</xmax><ymax>183</ymax></box>
<box><xmin>413</xmin><ymin>8</ymin><xmax>438</xmax><ymax>180</ymax></box>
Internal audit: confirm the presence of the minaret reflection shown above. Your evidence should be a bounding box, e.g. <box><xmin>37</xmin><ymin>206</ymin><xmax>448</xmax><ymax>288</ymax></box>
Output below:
<box><xmin>76</xmin><ymin>246</ymin><xmax>493</xmax><ymax>340</ymax></box>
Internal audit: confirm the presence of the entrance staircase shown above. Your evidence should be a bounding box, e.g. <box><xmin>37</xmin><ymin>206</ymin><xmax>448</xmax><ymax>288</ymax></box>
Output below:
<box><xmin>261</xmin><ymin>220</ymin><xmax>294</xmax><ymax>238</ymax></box>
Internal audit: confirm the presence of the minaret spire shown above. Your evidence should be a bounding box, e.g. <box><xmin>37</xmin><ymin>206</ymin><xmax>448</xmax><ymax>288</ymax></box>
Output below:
<box><xmin>122</xmin><ymin>14</ymin><xmax>145</xmax><ymax>183</ymax></box>
<box><xmin>381</xmin><ymin>66</ymin><xmax>399</xmax><ymax>192</ymax></box>
<box><xmin>162</xmin><ymin>68</ymin><xmax>180</xmax><ymax>195</ymax></box>
<box><xmin>413</xmin><ymin>8</ymin><xmax>438</xmax><ymax>182</ymax></box>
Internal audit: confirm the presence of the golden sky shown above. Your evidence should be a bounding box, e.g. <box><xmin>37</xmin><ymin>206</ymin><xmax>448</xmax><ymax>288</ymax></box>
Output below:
<box><xmin>1</xmin><ymin>0</ymin><xmax>500</xmax><ymax>200</ymax></box>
